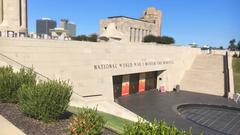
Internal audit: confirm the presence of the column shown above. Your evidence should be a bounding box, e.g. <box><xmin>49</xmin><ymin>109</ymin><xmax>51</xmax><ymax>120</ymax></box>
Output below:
<box><xmin>139</xmin><ymin>29</ymin><xmax>142</xmax><ymax>42</ymax></box>
<box><xmin>142</xmin><ymin>29</ymin><xmax>145</xmax><ymax>41</ymax></box>
<box><xmin>3</xmin><ymin>0</ymin><xmax>7</xmax><ymax>24</ymax></box>
<box><xmin>0</xmin><ymin>0</ymin><xmax>3</xmax><ymax>24</ymax></box>
<box><xmin>21</xmin><ymin>0</ymin><xmax>27</xmax><ymax>33</ymax></box>
<box><xmin>133</xmin><ymin>28</ymin><xmax>136</xmax><ymax>42</ymax></box>
<box><xmin>145</xmin><ymin>30</ymin><xmax>148</xmax><ymax>37</ymax></box>
<box><xmin>137</xmin><ymin>29</ymin><xmax>140</xmax><ymax>42</ymax></box>
<box><xmin>129</xmin><ymin>27</ymin><xmax>132</xmax><ymax>42</ymax></box>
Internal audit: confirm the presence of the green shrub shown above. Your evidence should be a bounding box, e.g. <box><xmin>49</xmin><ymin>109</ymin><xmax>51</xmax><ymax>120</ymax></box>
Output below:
<box><xmin>72</xmin><ymin>34</ymin><xmax>98</xmax><ymax>42</ymax></box>
<box><xmin>156</xmin><ymin>36</ymin><xmax>175</xmax><ymax>44</ymax></box>
<box><xmin>124</xmin><ymin>119</ymin><xmax>201</xmax><ymax>135</ymax></box>
<box><xmin>143</xmin><ymin>35</ymin><xmax>156</xmax><ymax>43</ymax></box>
<box><xmin>233</xmin><ymin>52</ymin><xmax>238</xmax><ymax>58</ymax></box>
<box><xmin>68</xmin><ymin>107</ymin><xmax>105</xmax><ymax>135</ymax></box>
<box><xmin>17</xmin><ymin>80</ymin><xmax>72</xmax><ymax>122</ymax></box>
<box><xmin>99</xmin><ymin>36</ymin><xmax>109</xmax><ymax>42</ymax></box>
<box><xmin>17</xmin><ymin>68</ymin><xmax>37</xmax><ymax>87</ymax></box>
<box><xmin>143</xmin><ymin>35</ymin><xmax>175</xmax><ymax>44</ymax></box>
<box><xmin>88</xmin><ymin>34</ymin><xmax>98</xmax><ymax>42</ymax></box>
<box><xmin>0</xmin><ymin>66</ymin><xmax>36</xmax><ymax>103</ymax></box>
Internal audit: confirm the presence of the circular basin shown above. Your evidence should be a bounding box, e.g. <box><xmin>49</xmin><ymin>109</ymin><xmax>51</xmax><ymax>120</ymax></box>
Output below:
<box><xmin>177</xmin><ymin>104</ymin><xmax>240</xmax><ymax>135</ymax></box>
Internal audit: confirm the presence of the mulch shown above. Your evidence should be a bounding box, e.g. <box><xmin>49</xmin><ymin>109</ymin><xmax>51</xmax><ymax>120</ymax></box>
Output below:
<box><xmin>0</xmin><ymin>103</ymin><xmax>118</xmax><ymax>135</ymax></box>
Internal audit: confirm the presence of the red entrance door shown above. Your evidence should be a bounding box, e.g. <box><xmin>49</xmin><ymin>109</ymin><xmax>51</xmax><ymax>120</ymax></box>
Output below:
<box><xmin>121</xmin><ymin>75</ymin><xmax>129</xmax><ymax>96</ymax></box>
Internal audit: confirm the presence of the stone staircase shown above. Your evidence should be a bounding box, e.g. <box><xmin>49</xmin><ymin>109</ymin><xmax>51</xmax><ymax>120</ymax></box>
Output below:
<box><xmin>180</xmin><ymin>54</ymin><xmax>225</xmax><ymax>96</ymax></box>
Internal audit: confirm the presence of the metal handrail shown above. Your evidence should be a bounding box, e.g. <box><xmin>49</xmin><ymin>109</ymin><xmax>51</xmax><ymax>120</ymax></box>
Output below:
<box><xmin>0</xmin><ymin>52</ymin><xmax>89</xmax><ymax>98</ymax></box>
<box><xmin>0</xmin><ymin>52</ymin><xmax>50</xmax><ymax>80</ymax></box>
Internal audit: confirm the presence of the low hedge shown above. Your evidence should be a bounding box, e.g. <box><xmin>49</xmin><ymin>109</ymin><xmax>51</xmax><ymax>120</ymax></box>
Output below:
<box><xmin>0</xmin><ymin>66</ymin><xmax>36</xmax><ymax>103</ymax></box>
<box><xmin>124</xmin><ymin>119</ymin><xmax>202</xmax><ymax>135</ymax></box>
<box><xmin>17</xmin><ymin>80</ymin><xmax>73</xmax><ymax>122</ymax></box>
<box><xmin>68</xmin><ymin>107</ymin><xmax>105</xmax><ymax>135</ymax></box>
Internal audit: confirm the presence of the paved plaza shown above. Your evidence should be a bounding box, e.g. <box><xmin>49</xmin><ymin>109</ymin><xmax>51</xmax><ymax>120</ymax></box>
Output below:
<box><xmin>117</xmin><ymin>90</ymin><xmax>240</xmax><ymax>135</ymax></box>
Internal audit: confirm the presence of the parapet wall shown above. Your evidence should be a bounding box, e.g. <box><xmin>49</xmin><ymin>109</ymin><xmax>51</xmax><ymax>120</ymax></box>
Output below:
<box><xmin>0</xmin><ymin>38</ymin><xmax>201</xmax><ymax>103</ymax></box>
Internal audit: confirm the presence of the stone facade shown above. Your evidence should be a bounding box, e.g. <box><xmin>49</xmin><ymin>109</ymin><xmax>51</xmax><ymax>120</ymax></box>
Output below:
<box><xmin>100</xmin><ymin>7</ymin><xmax>162</xmax><ymax>42</ymax></box>
<box><xmin>0</xmin><ymin>0</ymin><xmax>28</xmax><ymax>37</ymax></box>
<box><xmin>0</xmin><ymin>38</ymin><xmax>200</xmax><ymax>120</ymax></box>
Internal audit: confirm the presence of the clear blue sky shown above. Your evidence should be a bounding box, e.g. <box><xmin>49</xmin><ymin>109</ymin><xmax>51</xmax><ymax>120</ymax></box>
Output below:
<box><xmin>28</xmin><ymin>0</ymin><xmax>240</xmax><ymax>47</ymax></box>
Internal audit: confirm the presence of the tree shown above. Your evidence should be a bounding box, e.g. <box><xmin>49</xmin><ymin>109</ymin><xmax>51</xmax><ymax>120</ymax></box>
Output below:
<box><xmin>228</xmin><ymin>39</ymin><xmax>237</xmax><ymax>51</ymax></box>
<box><xmin>88</xmin><ymin>34</ymin><xmax>98</xmax><ymax>42</ymax></box>
<box><xmin>143</xmin><ymin>35</ymin><xmax>175</xmax><ymax>45</ymax></box>
<box><xmin>219</xmin><ymin>46</ymin><xmax>224</xmax><ymax>50</ymax></box>
<box><xmin>238</xmin><ymin>41</ymin><xmax>240</xmax><ymax>50</ymax></box>
<box><xmin>143</xmin><ymin>35</ymin><xmax>156</xmax><ymax>43</ymax></box>
<box><xmin>72</xmin><ymin>35</ymin><xmax>88</xmax><ymax>41</ymax></box>
<box><xmin>156</xmin><ymin>36</ymin><xmax>175</xmax><ymax>44</ymax></box>
<box><xmin>71</xmin><ymin>34</ymin><xmax>98</xmax><ymax>42</ymax></box>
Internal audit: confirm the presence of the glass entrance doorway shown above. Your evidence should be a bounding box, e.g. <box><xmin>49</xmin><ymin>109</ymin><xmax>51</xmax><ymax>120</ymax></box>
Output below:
<box><xmin>129</xmin><ymin>74</ymin><xmax>139</xmax><ymax>94</ymax></box>
<box><xmin>112</xmin><ymin>71</ymin><xmax>160</xmax><ymax>99</ymax></box>
<box><xmin>145</xmin><ymin>71</ymin><xmax>157</xmax><ymax>91</ymax></box>
<box><xmin>113</xmin><ymin>75</ymin><xmax>122</xmax><ymax>99</ymax></box>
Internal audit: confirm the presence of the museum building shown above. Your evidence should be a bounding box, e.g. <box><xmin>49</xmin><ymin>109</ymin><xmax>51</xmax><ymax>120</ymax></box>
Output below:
<box><xmin>0</xmin><ymin>1</ymin><xmax>204</xmax><ymax>120</ymax></box>
<box><xmin>100</xmin><ymin>7</ymin><xmax>162</xmax><ymax>42</ymax></box>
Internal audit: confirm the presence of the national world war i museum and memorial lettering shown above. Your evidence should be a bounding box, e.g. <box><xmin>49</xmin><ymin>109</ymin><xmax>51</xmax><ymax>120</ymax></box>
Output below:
<box><xmin>0</xmin><ymin>39</ymin><xmax>201</xmax><ymax>120</ymax></box>
<box><xmin>1</xmin><ymin>1</ymin><xmax>234</xmax><ymax>121</ymax></box>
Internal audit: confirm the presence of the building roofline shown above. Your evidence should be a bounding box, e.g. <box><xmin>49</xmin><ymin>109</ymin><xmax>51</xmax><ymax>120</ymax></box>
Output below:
<box><xmin>107</xmin><ymin>16</ymin><xmax>153</xmax><ymax>23</ymax></box>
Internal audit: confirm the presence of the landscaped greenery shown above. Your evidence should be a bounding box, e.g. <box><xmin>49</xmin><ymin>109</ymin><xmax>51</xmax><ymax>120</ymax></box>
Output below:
<box><xmin>233</xmin><ymin>58</ymin><xmax>240</xmax><ymax>92</ymax></box>
<box><xmin>18</xmin><ymin>80</ymin><xmax>73</xmax><ymax>122</ymax></box>
<box><xmin>0</xmin><ymin>65</ymin><xmax>200</xmax><ymax>134</ymax></box>
<box><xmin>228</xmin><ymin>39</ymin><xmax>240</xmax><ymax>51</ymax></box>
<box><xmin>143</xmin><ymin>35</ymin><xmax>175</xmax><ymax>44</ymax></box>
<box><xmin>124</xmin><ymin>119</ymin><xmax>201</xmax><ymax>135</ymax></box>
<box><xmin>68</xmin><ymin>107</ymin><xmax>105</xmax><ymax>135</ymax></box>
<box><xmin>68</xmin><ymin>106</ymin><xmax>133</xmax><ymax>134</ymax></box>
<box><xmin>68</xmin><ymin>107</ymin><xmax>199</xmax><ymax>135</ymax></box>
<box><xmin>71</xmin><ymin>34</ymin><xmax>98</xmax><ymax>42</ymax></box>
<box><xmin>0</xmin><ymin>66</ymin><xmax>36</xmax><ymax>103</ymax></box>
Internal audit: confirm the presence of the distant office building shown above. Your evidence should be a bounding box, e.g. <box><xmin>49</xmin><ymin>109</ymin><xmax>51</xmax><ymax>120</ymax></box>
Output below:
<box><xmin>36</xmin><ymin>18</ymin><xmax>56</xmax><ymax>37</ymax></box>
<box><xmin>60</xmin><ymin>19</ymin><xmax>76</xmax><ymax>37</ymax></box>
<box><xmin>0</xmin><ymin>0</ymin><xmax>28</xmax><ymax>37</ymax></box>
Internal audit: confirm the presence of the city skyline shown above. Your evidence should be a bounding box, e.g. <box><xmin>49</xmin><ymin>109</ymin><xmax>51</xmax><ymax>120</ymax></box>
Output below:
<box><xmin>28</xmin><ymin>0</ymin><xmax>240</xmax><ymax>47</ymax></box>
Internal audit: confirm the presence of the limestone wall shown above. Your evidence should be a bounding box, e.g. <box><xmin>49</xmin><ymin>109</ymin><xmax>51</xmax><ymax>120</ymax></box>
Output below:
<box><xmin>0</xmin><ymin>38</ymin><xmax>201</xmax><ymax>103</ymax></box>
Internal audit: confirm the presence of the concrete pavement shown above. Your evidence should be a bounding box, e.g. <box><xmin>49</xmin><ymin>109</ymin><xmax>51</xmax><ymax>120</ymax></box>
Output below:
<box><xmin>0</xmin><ymin>115</ymin><xmax>25</xmax><ymax>135</ymax></box>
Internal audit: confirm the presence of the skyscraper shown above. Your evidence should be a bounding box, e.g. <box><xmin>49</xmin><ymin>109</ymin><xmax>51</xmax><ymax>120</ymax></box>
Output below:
<box><xmin>0</xmin><ymin>0</ymin><xmax>28</xmax><ymax>37</ymax></box>
<box><xmin>36</xmin><ymin>18</ymin><xmax>56</xmax><ymax>37</ymax></box>
<box><xmin>60</xmin><ymin>19</ymin><xmax>76</xmax><ymax>37</ymax></box>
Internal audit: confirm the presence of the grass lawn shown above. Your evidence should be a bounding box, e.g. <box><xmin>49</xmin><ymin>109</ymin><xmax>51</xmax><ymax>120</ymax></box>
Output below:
<box><xmin>67</xmin><ymin>106</ymin><xmax>133</xmax><ymax>134</ymax></box>
<box><xmin>233</xmin><ymin>58</ymin><xmax>240</xmax><ymax>93</ymax></box>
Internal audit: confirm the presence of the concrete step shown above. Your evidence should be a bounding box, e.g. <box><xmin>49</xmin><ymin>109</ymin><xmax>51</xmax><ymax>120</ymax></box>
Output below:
<box><xmin>180</xmin><ymin>54</ymin><xmax>225</xmax><ymax>96</ymax></box>
<box><xmin>190</xmin><ymin>55</ymin><xmax>223</xmax><ymax>71</ymax></box>
<box><xmin>182</xmin><ymin>70</ymin><xmax>224</xmax><ymax>80</ymax></box>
